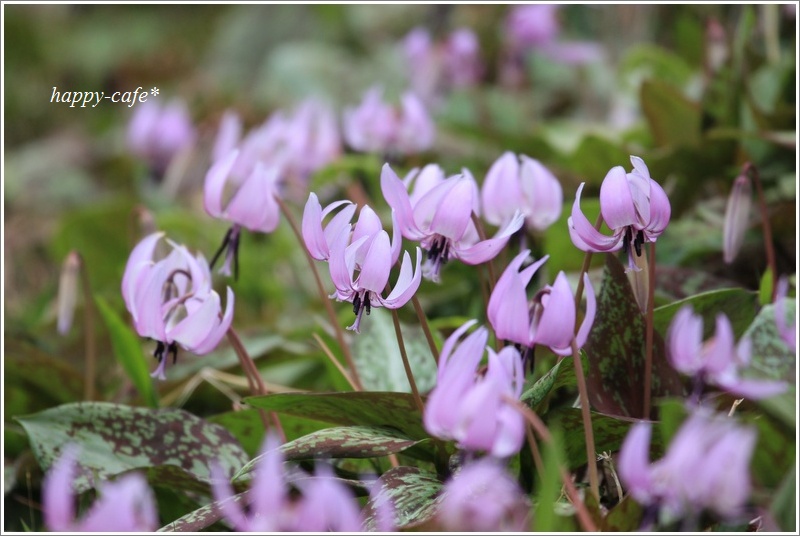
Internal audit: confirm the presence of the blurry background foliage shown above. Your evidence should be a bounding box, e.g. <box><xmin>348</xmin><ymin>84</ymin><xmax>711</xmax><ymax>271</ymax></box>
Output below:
<box><xmin>2</xmin><ymin>3</ymin><xmax>796</xmax><ymax>529</ymax></box>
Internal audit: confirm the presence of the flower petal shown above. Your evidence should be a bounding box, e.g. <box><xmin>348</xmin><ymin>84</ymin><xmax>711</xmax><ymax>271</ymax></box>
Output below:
<box><xmin>356</xmin><ymin>231</ymin><xmax>392</xmax><ymax>293</ymax></box>
<box><xmin>192</xmin><ymin>287</ymin><xmax>236</xmax><ymax>355</ymax></box>
<box><xmin>666</xmin><ymin>306</ymin><xmax>703</xmax><ymax>375</ymax></box>
<box><xmin>520</xmin><ymin>155</ymin><xmax>562</xmax><ymax>231</ymax></box>
<box><xmin>568</xmin><ymin>183</ymin><xmax>623</xmax><ymax>252</ymax></box>
<box><xmin>645</xmin><ymin>179</ymin><xmax>671</xmax><ymax>238</ymax></box>
<box><xmin>599</xmin><ymin>166</ymin><xmax>637</xmax><ymax>229</ymax></box>
<box><xmin>617</xmin><ymin>423</ymin><xmax>655</xmax><ymax>504</ymax></box>
<box><xmin>455</xmin><ymin>211</ymin><xmax>524</xmax><ymax>265</ymax></box>
<box><xmin>381</xmin><ymin>163</ymin><xmax>425</xmax><ymax>240</ymax></box>
<box><xmin>481</xmin><ymin>152</ymin><xmax>522</xmax><ymax>226</ymax></box>
<box><xmin>225</xmin><ymin>164</ymin><xmax>280</xmax><ymax>233</ymax></box>
<box><xmin>533</xmin><ymin>272</ymin><xmax>576</xmax><ymax>352</ymax></box>
<box><xmin>204</xmin><ymin>150</ymin><xmax>239</xmax><ymax>219</ymax></box>
<box><xmin>488</xmin><ymin>250</ymin><xmax>534</xmax><ymax>346</ymax></box>
<box><xmin>382</xmin><ymin>248</ymin><xmax>422</xmax><ymax>308</ymax></box>
<box><xmin>575</xmin><ymin>273</ymin><xmax>597</xmax><ymax>349</ymax></box>
<box><xmin>430</xmin><ymin>177</ymin><xmax>475</xmax><ymax>240</ymax></box>
<box><xmin>43</xmin><ymin>445</ymin><xmax>79</xmax><ymax>531</ymax></box>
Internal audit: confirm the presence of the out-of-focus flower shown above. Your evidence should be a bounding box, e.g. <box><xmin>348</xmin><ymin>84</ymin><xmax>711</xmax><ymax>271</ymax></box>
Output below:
<box><xmin>774</xmin><ymin>276</ymin><xmax>796</xmax><ymax>352</ymax></box>
<box><xmin>127</xmin><ymin>99</ymin><xmax>196</xmax><ymax>174</ymax></box>
<box><xmin>568</xmin><ymin>156</ymin><xmax>671</xmax><ymax>272</ymax></box>
<box><xmin>618</xmin><ymin>409</ymin><xmax>757</xmax><ymax>521</ymax></box>
<box><xmin>57</xmin><ymin>252</ymin><xmax>82</xmax><ymax>335</ymax></box>
<box><xmin>705</xmin><ymin>18</ymin><xmax>728</xmax><ymax>74</ymax></box>
<box><xmin>722</xmin><ymin>174</ymin><xmax>752</xmax><ymax>264</ymax></box>
<box><xmin>442</xmin><ymin>28</ymin><xmax>484</xmax><ymax>88</ymax></box>
<box><xmin>212</xmin><ymin>435</ymin><xmax>366</xmax><ymax>531</ymax></box>
<box><xmin>438</xmin><ymin>459</ymin><xmax>531</xmax><ymax>531</ymax></box>
<box><xmin>43</xmin><ymin>446</ymin><xmax>158</xmax><ymax>532</ymax></box>
<box><xmin>204</xmin><ymin>150</ymin><xmax>281</xmax><ymax>277</ymax></box>
<box><xmin>343</xmin><ymin>87</ymin><xmax>435</xmax><ymax>155</ymax></box>
<box><xmin>302</xmin><ymin>193</ymin><xmax>358</xmax><ymax>262</ymax></box>
<box><xmin>424</xmin><ymin>321</ymin><xmax>526</xmax><ymax>457</ymax></box>
<box><xmin>121</xmin><ymin>232</ymin><xmax>234</xmax><ymax>379</ymax></box>
<box><xmin>667</xmin><ymin>305</ymin><xmax>786</xmax><ymax>400</ymax></box>
<box><xmin>488</xmin><ymin>250</ymin><xmax>596</xmax><ymax>358</ymax></box>
<box><xmin>382</xmin><ymin>163</ymin><xmax>523</xmax><ymax>282</ymax></box>
<box><xmin>506</xmin><ymin>4</ymin><xmax>561</xmax><ymax>50</ymax></box>
<box><xmin>212</xmin><ymin>110</ymin><xmax>243</xmax><ymax>164</ymax></box>
<box><xmin>481</xmin><ymin>152</ymin><xmax>563</xmax><ymax>232</ymax></box>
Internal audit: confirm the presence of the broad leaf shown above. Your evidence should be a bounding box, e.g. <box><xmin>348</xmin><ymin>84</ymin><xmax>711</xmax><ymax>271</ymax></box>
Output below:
<box><xmin>640</xmin><ymin>78</ymin><xmax>701</xmax><ymax>146</ymax></box>
<box><xmin>653</xmin><ymin>287</ymin><xmax>758</xmax><ymax>340</ymax></box>
<box><xmin>521</xmin><ymin>353</ymin><xmax>586</xmax><ymax>410</ymax></box>
<box><xmin>741</xmin><ymin>301</ymin><xmax>796</xmax><ymax>383</ymax></box>
<box><xmin>158</xmin><ymin>492</ymin><xmax>246</xmax><ymax>532</ymax></box>
<box><xmin>16</xmin><ymin>402</ymin><xmax>248</xmax><ymax>493</ymax></box>
<box><xmin>363</xmin><ymin>466</ymin><xmax>443</xmax><ymax>530</ymax></box>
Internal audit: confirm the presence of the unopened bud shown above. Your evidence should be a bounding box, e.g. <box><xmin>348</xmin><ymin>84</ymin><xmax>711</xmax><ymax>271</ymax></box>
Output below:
<box><xmin>723</xmin><ymin>175</ymin><xmax>752</xmax><ymax>264</ymax></box>
<box><xmin>57</xmin><ymin>252</ymin><xmax>82</xmax><ymax>335</ymax></box>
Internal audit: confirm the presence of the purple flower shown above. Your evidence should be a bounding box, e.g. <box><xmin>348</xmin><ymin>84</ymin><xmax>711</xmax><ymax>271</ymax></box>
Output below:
<box><xmin>438</xmin><ymin>459</ymin><xmax>531</xmax><ymax>531</ymax></box>
<box><xmin>212</xmin><ymin>435</ymin><xmax>365</xmax><ymax>531</ymax></box>
<box><xmin>488</xmin><ymin>250</ymin><xmax>596</xmax><ymax>357</ymax></box>
<box><xmin>667</xmin><ymin>305</ymin><xmax>787</xmax><ymax>400</ymax></box>
<box><xmin>424</xmin><ymin>321</ymin><xmax>526</xmax><ymax>457</ymax></box>
<box><xmin>121</xmin><ymin>232</ymin><xmax>234</xmax><ymax>379</ymax></box>
<box><xmin>774</xmin><ymin>276</ymin><xmax>796</xmax><ymax>352</ymax></box>
<box><xmin>402</xmin><ymin>28</ymin><xmax>439</xmax><ymax>103</ymax></box>
<box><xmin>211</xmin><ymin>110</ymin><xmax>243</xmax><ymax>164</ymax></box>
<box><xmin>481</xmin><ymin>152</ymin><xmax>563</xmax><ymax>231</ymax></box>
<box><xmin>619</xmin><ymin>409</ymin><xmax>757</xmax><ymax>521</ymax></box>
<box><xmin>43</xmin><ymin>446</ymin><xmax>158</xmax><ymax>532</ymax></box>
<box><xmin>506</xmin><ymin>4</ymin><xmax>561</xmax><ymax>50</ymax></box>
<box><xmin>723</xmin><ymin>174</ymin><xmax>752</xmax><ymax>264</ymax></box>
<box><xmin>382</xmin><ymin>163</ymin><xmax>524</xmax><ymax>282</ymax></box>
<box><xmin>343</xmin><ymin>87</ymin><xmax>435</xmax><ymax>155</ymax></box>
<box><xmin>568</xmin><ymin>156</ymin><xmax>671</xmax><ymax>272</ymax></box>
<box><xmin>443</xmin><ymin>28</ymin><xmax>484</xmax><ymax>88</ymax></box>
<box><xmin>127</xmin><ymin>99</ymin><xmax>195</xmax><ymax>174</ymax></box>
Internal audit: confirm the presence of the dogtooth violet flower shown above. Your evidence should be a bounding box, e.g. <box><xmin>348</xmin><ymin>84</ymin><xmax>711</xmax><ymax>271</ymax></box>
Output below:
<box><xmin>381</xmin><ymin>163</ymin><xmax>524</xmax><ymax>282</ymax></box>
<box><xmin>302</xmin><ymin>192</ymin><xmax>421</xmax><ymax>333</ymax></box>
<box><xmin>127</xmin><ymin>98</ymin><xmax>196</xmax><ymax>175</ymax></box>
<box><xmin>481</xmin><ymin>151</ymin><xmax>563</xmax><ymax>232</ymax></box>
<box><xmin>424</xmin><ymin>320</ymin><xmax>526</xmax><ymax>457</ymax></box>
<box><xmin>204</xmin><ymin>149</ymin><xmax>280</xmax><ymax>279</ymax></box>
<box><xmin>122</xmin><ymin>232</ymin><xmax>234</xmax><ymax>380</ymax></box>
<box><xmin>618</xmin><ymin>409</ymin><xmax>757</xmax><ymax>523</ymax></box>
<box><xmin>568</xmin><ymin>156</ymin><xmax>671</xmax><ymax>272</ymax></box>
<box><xmin>488</xmin><ymin>249</ymin><xmax>596</xmax><ymax>362</ymax></box>
<box><xmin>774</xmin><ymin>276</ymin><xmax>796</xmax><ymax>352</ymax></box>
<box><xmin>211</xmin><ymin>434</ymin><xmax>367</xmax><ymax>531</ymax></box>
<box><xmin>438</xmin><ymin>459</ymin><xmax>531</xmax><ymax>532</ymax></box>
<box><xmin>43</xmin><ymin>445</ymin><xmax>158</xmax><ymax>532</ymax></box>
<box><xmin>722</xmin><ymin>173</ymin><xmax>752</xmax><ymax>264</ymax></box>
<box><xmin>667</xmin><ymin>305</ymin><xmax>787</xmax><ymax>400</ymax></box>
<box><xmin>343</xmin><ymin>87</ymin><xmax>435</xmax><ymax>155</ymax></box>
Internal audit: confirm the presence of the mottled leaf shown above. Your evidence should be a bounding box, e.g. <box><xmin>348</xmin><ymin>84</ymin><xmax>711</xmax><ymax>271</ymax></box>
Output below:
<box><xmin>158</xmin><ymin>492</ymin><xmax>246</xmax><ymax>532</ymax></box>
<box><xmin>16</xmin><ymin>402</ymin><xmax>248</xmax><ymax>493</ymax></box>
<box><xmin>363</xmin><ymin>466</ymin><xmax>443</xmax><ymax>530</ymax></box>
<box><xmin>741</xmin><ymin>301</ymin><xmax>796</xmax><ymax>383</ymax></box>
<box><xmin>655</xmin><ymin>265</ymin><xmax>743</xmax><ymax>301</ymax></box>
<box><xmin>95</xmin><ymin>297</ymin><xmax>158</xmax><ymax>407</ymax></box>
<box><xmin>352</xmin><ymin>307</ymin><xmax>438</xmax><ymax>394</ymax></box>
<box><xmin>750</xmin><ymin>412</ymin><xmax>795</xmax><ymax>489</ymax></box>
<box><xmin>653</xmin><ymin>288</ymin><xmax>758</xmax><ymax>340</ymax></box>
<box><xmin>521</xmin><ymin>353</ymin><xmax>586</xmax><ymax>409</ymax></box>
<box><xmin>585</xmin><ymin>255</ymin><xmax>687</xmax><ymax>419</ymax></box>
<box><xmin>243</xmin><ymin>391</ymin><xmax>428</xmax><ymax>440</ymax></box>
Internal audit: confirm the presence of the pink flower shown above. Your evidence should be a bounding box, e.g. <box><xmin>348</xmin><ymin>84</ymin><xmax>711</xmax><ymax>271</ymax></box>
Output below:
<box><xmin>667</xmin><ymin>305</ymin><xmax>787</xmax><ymax>400</ymax></box>
<box><xmin>481</xmin><ymin>152</ymin><xmax>563</xmax><ymax>231</ymax></box>
<box><xmin>774</xmin><ymin>276</ymin><xmax>796</xmax><ymax>352</ymax></box>
<box><xmin>424</xmin><ymin>321</ymin><xmax>526</xmax><ymax>457</ymax></box>
<box><xmin>723</xmin><ymin>174</ymin><xmax>752</xmax><ymax>264</ymax></box>
<box><xmin>121</xmin><ymin>232</ymin><xmax>234</xmax><ymax>379</ymax></box>
<box><xmin>343</xmin><ymin>87</ymin><xmax>435</xmax><ymax>155</ymax></box>
<box><xmin>438</xmin><ymin>459</ymin><xmax>530</xmax><ymax>531</ymax></box>
<box><xmin>43</xmin><ymin>446</ymin><xmax>158</xmax><ymax>532</ymax></box>
<box><xmin>506</xmin><ymin>4</ymin><xmax>561</xmax><ymax>50</ymax></box>
<box><xmin>127</xmin><ymin>99</ymin><xmax>195</xmax><ymax>174</ymax></box>
<box><xmin>211</xmin><ymin>110</ymin><xmax>243</xmax><ymax>164</ymax></box>
<box><xmin>568</xmin><ymin>156</ymin><xmax>671</xmax><ymax>272</ymax></box>
<box><xmin>488</xmin><ymin>250</ymin><xmax>596</xmax><ymax>357</ymax></box>
<box><xmin>443</xmin><ymin>28</ymin><xmax>484</xmax><ymax>88</ymax></box>
<box><xmin>619</xmin><ymin>409</ymin><xmax>757</xmax><ymax>521</ymax></box>
<box><xmin>381</xmin><ymin>163</ymin><xmax>524</xmax><ymax>282</ymax></box>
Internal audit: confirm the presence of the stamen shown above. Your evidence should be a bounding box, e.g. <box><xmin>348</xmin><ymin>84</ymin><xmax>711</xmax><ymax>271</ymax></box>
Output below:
<box><xmin>209</xmin><ymin>227</ymin><xmax>233</xmax><ymax>270</ymax></box>
<box><xmin>352</xmin><ymin>294</ymin><xmax>361</xmax><ymax>315</ymax></box>
<box><xmin>365</xmin><ymin>293</ymin><xmax>371</xmax><ymax>316</ymax></box>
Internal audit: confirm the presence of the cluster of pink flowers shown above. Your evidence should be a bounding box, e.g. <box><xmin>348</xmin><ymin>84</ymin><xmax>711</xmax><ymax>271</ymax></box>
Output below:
<box><xmin>127</xmin><ymin>98</ymin><xmax>196</xmax><ymax>175</ymax></box>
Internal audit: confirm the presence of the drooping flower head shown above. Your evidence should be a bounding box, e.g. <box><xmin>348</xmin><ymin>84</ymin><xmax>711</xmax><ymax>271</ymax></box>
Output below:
<box><xmin>722</xmin><ymin>173</ymin><xmax>752</xmax><ymax>264</ymax></box>
<box><xmin>618</xmin><ymin>409</ymin><xmax>757</xmax><ymax>523</ymax></box>
<box><xmin>382</xmin><ymin>163</ymin><xmax>524</xmax><ymax>282</ymax></box>
<box><xmin>43</xmin><ymin>445</ymin><xmax>158</xmax><ymax>532</ymax></box>
<box><xmin>424</xmin><ymin>320</ymin><xmax>526</xmax><ymax>458</ymax></box>
<box><xmin>667</xmin><ymin>305</ymin><xmax>787</xmax><ymax>400</ymax></box>
<box><xmin>568</xmin><ymin>156</ymin><xmax>671</xmax><ymax>272</ymax></box>
<box><xmin>127</xmin><ymin>98</ymin><xmax>196</xmax><ymax>175</ymax></box>
<box><xmin>481</xmin><ymin>152</ymin><xmax>563</xmax><ymax>232</ymax></box>
<box><xmin>121</xmin><ymin>232</ymin><xmax>234</xmax><ymax>379</ymax></box>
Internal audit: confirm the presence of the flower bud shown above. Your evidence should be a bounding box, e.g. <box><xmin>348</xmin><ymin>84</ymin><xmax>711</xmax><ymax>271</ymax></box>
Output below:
<box><xmin>723</xmin><ymin>174</ymin><xmax>752</xmax><ymax>264</ymax></box>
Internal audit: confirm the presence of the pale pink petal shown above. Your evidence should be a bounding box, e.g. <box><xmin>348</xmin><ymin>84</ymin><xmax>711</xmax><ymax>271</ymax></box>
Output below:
<box><xmin>78</xmin><ymin>473</ymin><xmax>157</xmax><ymax>532</ymax></box>
<box><xmin>533</xmin><ymin>272</ymin><xmax>576</xmax><ymax>352</ymax></box>
<box><xmin>210</xmin><ymin>463</ymin><xmax>250</xmax><ymax>531</ymax></box>
<box><xmin>122</xmin><ymin>232</ymin><xmax>164</xmax><ymax>309</ymax></box>
<box><xmin>252</xmin><ymin>434</ymin><xmax>287</xmax><ymax>516</ymax></box>
<box><xmin>328</xmin><ymin>225</ymin><xmax>356</xmax><ymax>294</ymax></box>
<box><xmin>618</xmin><ymin>423</ymin><xmax>655</xmax><ymax>504</ymax></box>
<box><xmin>191</xmin><ymin>287</ymin><xmax>235</xmax><ymax>355</ymax></box>
<box><xmin>357</xmin><ymin>231</ymin><xmax>392</xmax><ymax>293</ymax></box>
<box><xmin>204</xmin><ymin>150</ymin><xmax>239</xmax><ymax>219</ymax></box>
<box><xmin>599</xmin><ymin>166</ymin><xmax>638</xmax><ymax>229</ymax></box>
<box><xmin>212</xmin><ymin>111</ymin><xmax>242</xmax><ymax>164</ymax></box>
<box><xmin>382</xmin><ymin>248</ymin><xmax>422</xmax><ymax>308</ymax></box>
<box><xmin>667</xmin><ymin>306</ymin><xmax>703</xmax><ymax>375</ymax></box>
<box><xmin>225</xmin><ymin>164</ymin><xmax>279</xmax><ymax>233</ymax></box>
<box><xmin>430</xmin><ymin>178</ymin><xmax>475</xmax><ymax>240</ymax></box>
<box><xmin>645</xmin><ymin>179</ymin><xmax>672</xmax><ymax>237</ymax></box>
<box><xmin>438</xmin><ymin>319</ymin><xmax>479</xmax><ymax>375</ymax></box>
<box><xmin>488</xmin><ymin>250</ymin><xmax>534</xmax><ymax>346</ymax></box>
<box><xmin>455</xmin><ymin>211</ymin><xmax>524</xmax><ymax>265</ymax></box>
<box><xmin>568</xmin><ymin>183</ymin><xmax>623</xmax><ymax>252</ymax></box>
<box><xmin>575</xmin><ymin>273</ymin><xmax>596</xmax><ymax>349</ymax></box>
<box><xmin>717</xmin><ymin>377</ymin><xmax>787</xmax><ymax>400</ymax></box>
<box><xmin>520</xmin><ymin>156</ymin><xmax>562</xmax><ymax>231</ymax></box>
<box><xmin>168</xmin><ymin>293</ymin><xmax>222</xmax><ymax>351</ymax></box>
<box><xmin>43</xmin><ymin>446</ymin><xmax>79</xmax><ymax>531</ymax></box>
<box><xmin>408</xmin><ymin>164</ymin><xmax>445</xmax><ymax>206</ymax></box>
<box><xmin>702</xmin><ymin>314</ymin><xmax>736</xmax><ymax>376</ymax></box>
<box><xmin>381</xmin><ymin>163</ymin><xmax>425</xmax><ymax>240</ymax></box>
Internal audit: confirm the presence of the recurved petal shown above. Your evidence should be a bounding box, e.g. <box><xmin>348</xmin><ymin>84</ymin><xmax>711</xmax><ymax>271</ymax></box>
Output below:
<box><xmin>430</xmin><ymin>177</ymin><xmax>475</xmax><ymax>240</ymax></box>
<box><xmin>382</xmin><ymin>248</ymin><xmax>422</xmax><ymax>308</ymax></box>
<box><xmin>438</xmin><ymin>319</ymin><xmax>479</xmax><ymax>374</ymax></box>
<box><xmin>251</xmin><ymin>434</ymin><xmax>288</xmax><ymax>517</ymax></box>
<box><xmin>666</xmin><ymin>306</ymin><xmax>703</xmax><ymax>375</ymax></box>
<box><xmin>568</xmin><ymin>183</ymin><xmax>623</xmax><ymax>252</ymax></box>
<box><xmin>599</xmin><ymin>166</ymin><xmax>638</xmax><ymax>229</ymax></box>
<box><xmin>575</xmin><ymin>273</ymin><xmax>597</xmax><ymax>349</ymax></box>
<box><xmin>455</xmin><ymin>211</ymin><xmax>524</xmax><ymax>265</ymax></box>
<box><xmin>645</xmin><ymin>179</ymin><xmax>671</xmax><ymax>238</ymax></box>
<box><xmin>328</xmin><ymin>225</ymin><xmax>356</xmax><ymax>293</ymax></box>
<box><xmin>381</xmin><ymin>163</ymin><xmax>425</xmax><ymax>240</ymax></box>
<box><xmin>357</xmin><ymin>231</ymin><xmax>392</xmax><ymax>293</ymax></box>
<box><xmin>192</xmin><ymin>287</ymin><xmax>236</xmax><ymax>355</ymax></box>
<box><xmin>122</xmin><ymin>232</ymin><xmax>164</xmax><ymax>308</ymax></box>
<box><xmin>78</xmin><ymin>473</ymin><xmax>158</xmax><ymax>532</ymax></box>
<box><xmin>210</xmin><ymin>463</ymin><xmax>251</xmax><ymax>531</ymax></box>
<box><xmin>204</xmin><ymin>150</ymin><xmax>239</xmax><ymax>219</ymax></box>
<box><xmin>618</xmin><ymin>423</ymin><xmax>655</xmax><ymax>504</ymax></box>
<box><xmin>168</xmin><ymin>293</ymin><xmax>222</xmax><ymax>353</ymax></box>
<box><xmin>226</xmin><ymin>164</ymin><xmax>279</xmax><ymax>233</ymax></box>
<box><xmin>481</xmin><ymin>152</ymin><xmax>522</xmax><ymax>226</ymax></box>
<box><xmin>702</xmin><ymin>314</ymin><xmax>736</xmax><ymax>376</ymax></box>
<box><xmin>352</xmin><ymin>205</ymin><xmax>383</xmax><ymax>245</ymax></box>
<box><xmin>487</xmin><ymin>250</ymin><xmax>534</xmax><ymax>347</ymax></box>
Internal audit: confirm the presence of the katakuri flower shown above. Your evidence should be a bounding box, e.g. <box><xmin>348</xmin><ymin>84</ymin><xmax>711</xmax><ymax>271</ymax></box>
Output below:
<box><xmin>122</xmin><ymin>232</ymin><xmax>234</xmax><ymax>379</ymax></box>
<box><xmin>204</xmin><ymin>149</ymin><xmax>281</xmax><ymax>278</ymax></box>
<box><xmin>481</xmin><ymin>151</ymin><xmax>563</xmax><ymax>232</ymax></box>
<box><xmin>424</xmin><ymin>320</ymin><xmax>526</xmax><ymax>457</ymax></box>
<box><xmin>43</xmin><ymin>445</ymin><xmax>158</xmax><ymax>532</ymax></box>
<box><xmin>667</xmin><ymin>305</ymin><xmax>787</xmax><ymax>400</ymax></box>
<box><xmin>618</xmin><ymin>409</ymin><xmax>757</xmax><ymax>522</ymax></box>
<box><xmin>774</xmin><ymin>276</ymin><xmax>796</xmax><ymax>352</ymax></box>
<box><xmin>722</xmin><ymin>173</ymin><xmax>752</xmax><ymax>264</ymax></box>
<box><xmin>488</xmin><ymin>249</ymin><xmax>596</xmax><ymax>359</ymax></box>
<box><xmin>568</xmin><ymin>156</ymin><xmax>671</xmax><ymax>272</ymax></box>
<box><xmin>382</xmin><ymin>163</ymin><xmax>524</xmax><ymax>282</ymax></box>
<box><xmin>127</xmin><ymin>98</ymin><xmax>195</xmax><ymax>175</ymax></box>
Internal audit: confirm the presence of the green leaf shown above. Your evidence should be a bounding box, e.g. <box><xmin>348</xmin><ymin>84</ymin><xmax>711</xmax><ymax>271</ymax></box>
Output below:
<box><xmin>741</xmin><ymin>301</ymin><xmax>796</xmax><ymax>383</ymax></box>
<box><xmin>352</xmin><ymin>307</ymin><xmax>438</xmax><ymax>394</ymax></box>
<box><xmin>95</xmin><ymin>296</ymin><xmax>158</xmax><ymax>407</ymax></box>
<box><xmin>750</xmin><ymin>412</ymin><xmax>795</xmax><ymax>489</ymax></box>
<box><xmin>16</xmin><ymin>402</ymin><xmax>248</xmax><ymax>493</ymax></box>
<box><xmin>653</xmin><ymin>288</ymin><xmax>758</xmax><ymax>340</ymax></box>
<box><xmin>770</xmin><ymin>464</ymin><xmax>796</xmax><ymax>532</ymax></box>
<box><xmin>759</xmin><ymin>268</ymin><xmax>775</xmax><ymax>306</ymax></box>
<box><xmin>520</xmin><ymin>353</ymin><xmax>586</xmax><ymax>409</ymax></box>
<box><xmin>158</xmin><ymin>492</ymin><xmax>246</xmax><ymax>532</ymax></box>
<box><xmin>601</xmin><ymin>495</ymin><xmax>644</xmax><ymax>532</ymax></box>
<box><xmin>363</xmin><ymin>466</ymin><xmax>442</xmax><ymax>530</ymax></box>
<box><xmin>640</xmin><ymin>79</ymin><xmax>701</xmax><ymax>147</ymax></box>
<box><xmin>243</xmin><ymin>391</ymin><xmax>428</xmax><ymax>440</ymax></box>
<box><xmin>585</xmin><ymin>255</ymin><xmax>686</xmax><ymax>419</ymax></box>
<box><xmin>533</xmin><ymin>429</ymin><xmax>566</xmax><ymax>532</ymax></box>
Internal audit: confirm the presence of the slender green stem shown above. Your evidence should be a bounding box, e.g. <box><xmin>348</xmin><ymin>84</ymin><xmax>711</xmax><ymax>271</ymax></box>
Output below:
<box><xmin>746</xmin><ymin>163</ymin><xmax>778</xmax><ymax>301</ymax></box>
<box><xmin>570</xmin><ymin>340</ymin><xmax>600</xmax><ymax>504</ymax></box>
<box><xmin>389</xmin><ymin>306</ymin><xmax>425</xmax><ymax>415</ymax></box>
<box><xmin>276</xmin><ymin>196</ymin><xmax>363</xmax><ymax>390</ymax></box>
<box><xmin>643</xmin><ymin>242</ymin><xmax>656</xmax><ymax>419</ymax></box>
<box><xmin>76</xmin><ymin>254</ymin><xmax>97</xmax><ymax>401</ymax></box>
<box><xmin>411</xmin><ymin>295</ymin><xmax>439</xmax><ymax>365</ymax></box>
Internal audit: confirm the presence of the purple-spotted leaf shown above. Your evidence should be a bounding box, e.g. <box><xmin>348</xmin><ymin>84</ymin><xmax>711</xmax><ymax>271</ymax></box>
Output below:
<box><xmin>243</xmin><ymin>392</ymin><xmax>428</xmax><ymax>440</ymax></box>
<box><xmin>521</xmin><ymin>352</ymin><xmax>586</xmax><ymax>410</ymax></box>
<box><xmin>16</xmin><ymin>402</ymin><xmax>248</xmax><ymax>493</ymax></box>
<box><xmin>741</xmin><ymin>301</ymin><xmax>796</xmax><ymax>383</ymax></box>
<box><xmin>158</xmin><ymin>491</ymin><xmax>247</xmax><ymax>532</ymax></box>
<box><xmin>584</xmin><ymin>255</ymin><xmax>686</xmax><ymax>419</ymax></box>
<box><xmin>363</xmin><ymin>466</ymin><xmax>443</xmax><ymax>530</ymax></box>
